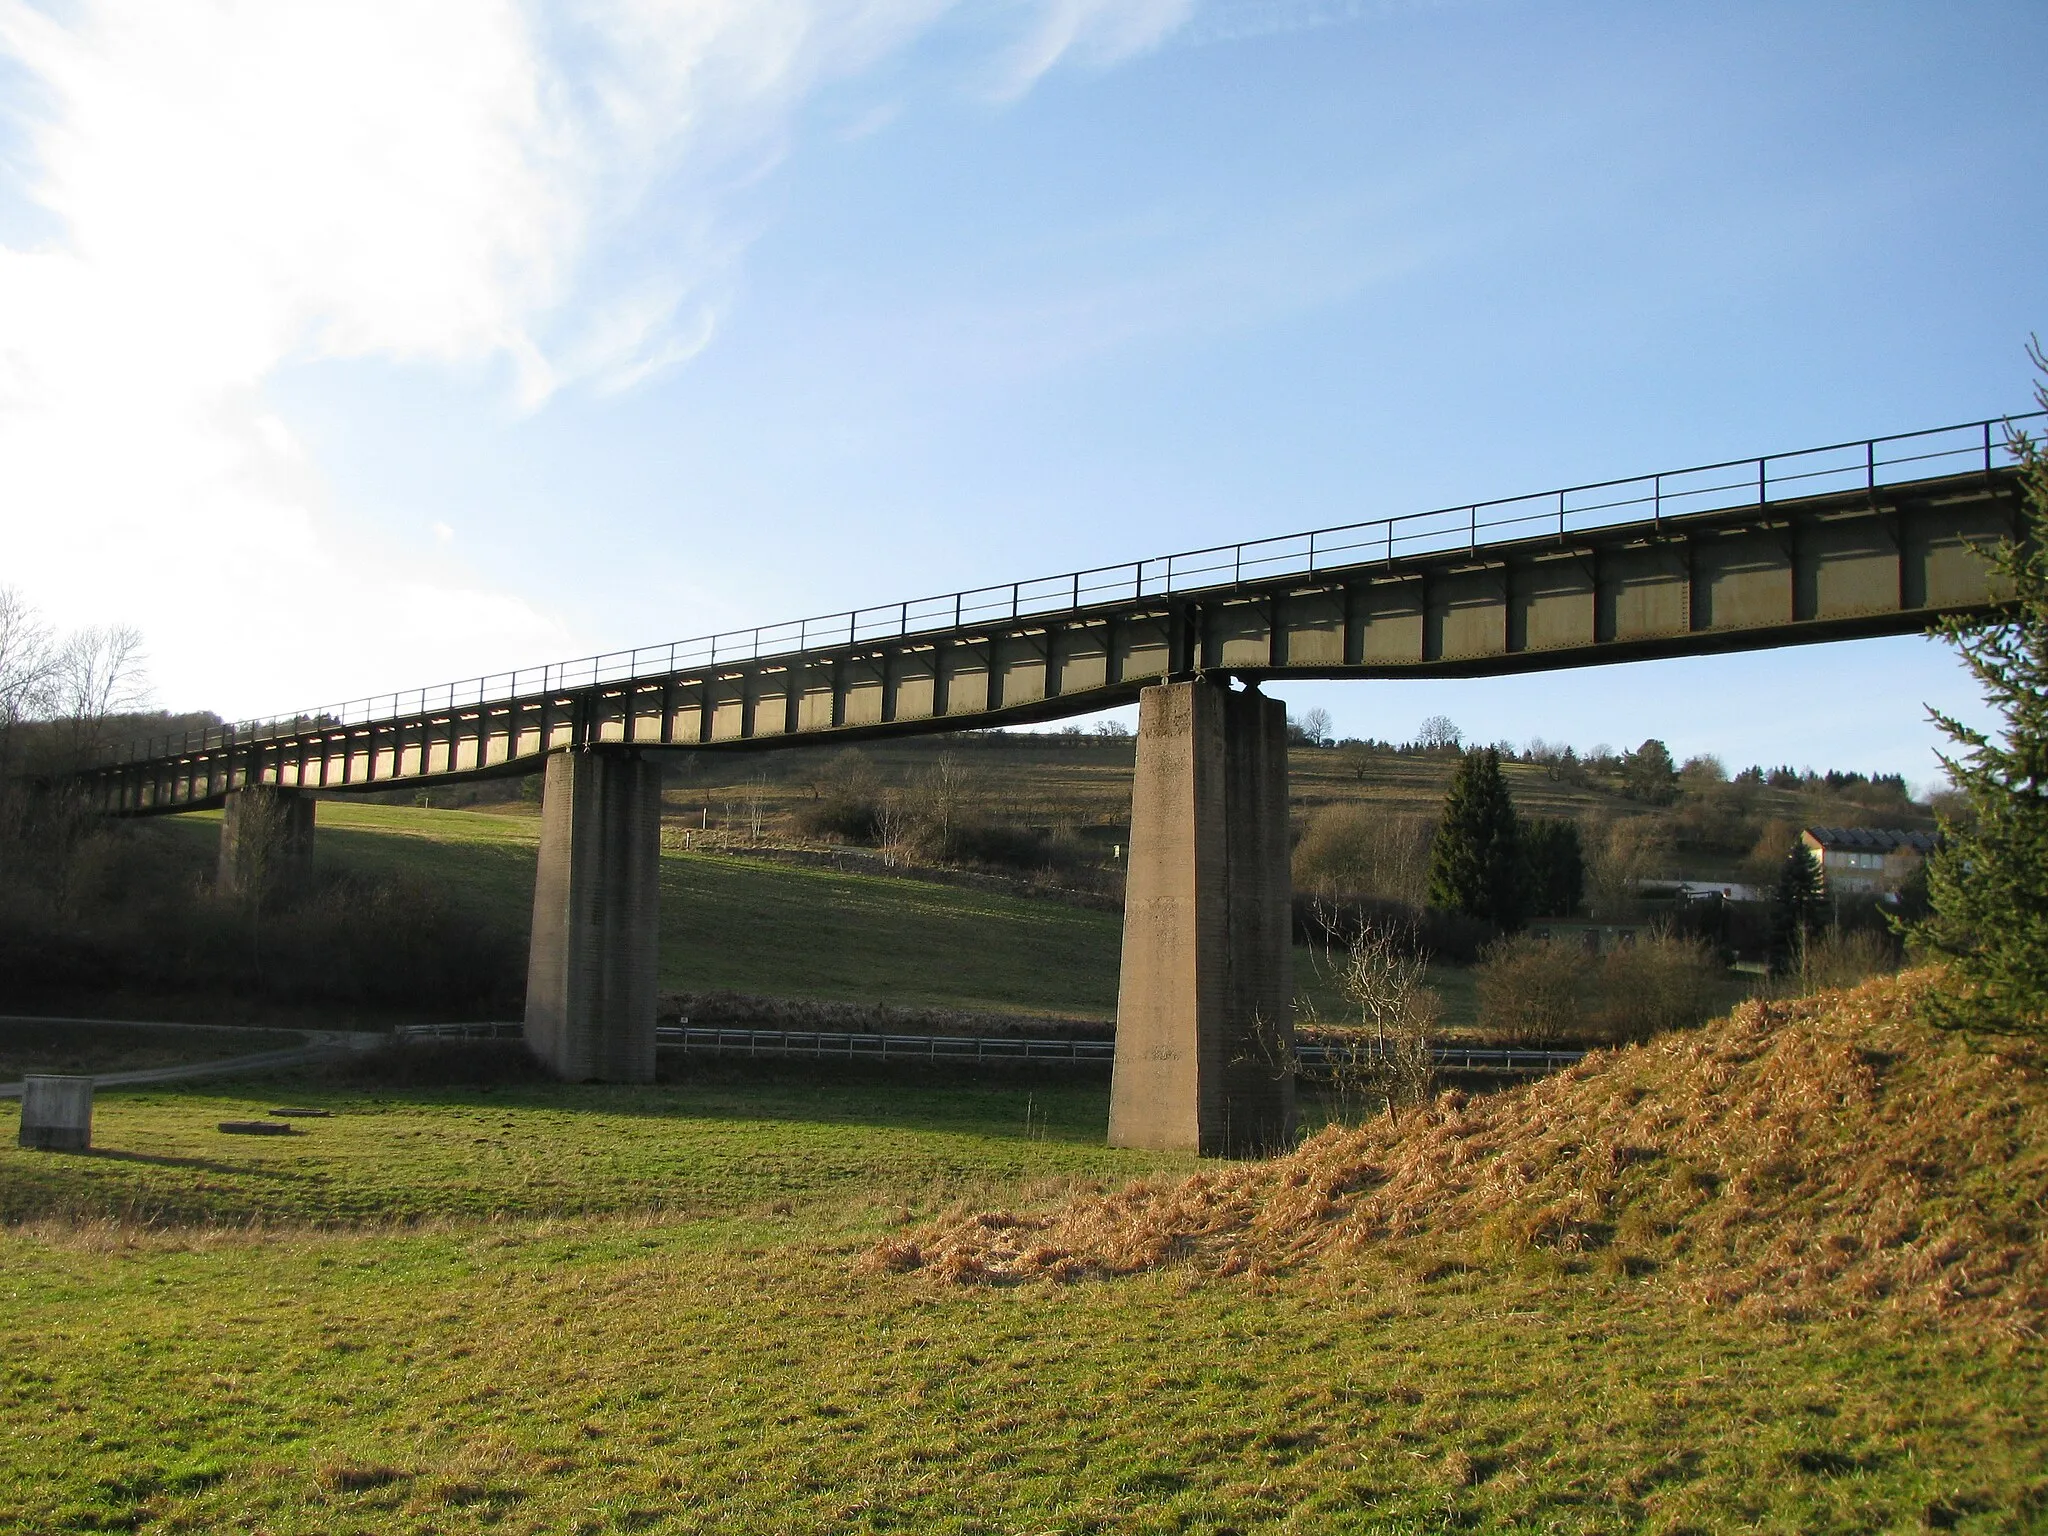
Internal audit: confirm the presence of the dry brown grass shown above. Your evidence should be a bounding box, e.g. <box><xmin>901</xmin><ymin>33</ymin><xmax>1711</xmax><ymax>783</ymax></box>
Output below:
<box><xmin>875</xmin><ymin>970</ymin><xmax>2048</xmax><ymax>1335</ymax></box>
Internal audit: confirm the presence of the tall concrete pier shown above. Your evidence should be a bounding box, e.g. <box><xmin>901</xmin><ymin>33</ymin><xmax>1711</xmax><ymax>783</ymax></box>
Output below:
<box><xmin>524</xmin><ymin>749</ymin><xmax>662</xmax><ymax>1083</ymax></box>
<box><xmin>217</xmin><ymin>785</ymin><xmax>314</xmax><ymax>901</ymax></box>
<box><xmin>1109</xmin><ymin>679</ymin><xmax>1294</xmax><ymax>1157</ymax></box>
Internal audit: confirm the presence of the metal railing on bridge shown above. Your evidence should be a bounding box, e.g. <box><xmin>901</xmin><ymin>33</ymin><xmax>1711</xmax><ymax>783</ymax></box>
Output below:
<box><xmin>97</xmin><ymin>410</ymin><xmax>2044</xmax><ymax>771</ymax></box>
<box><xmin>391</xmin><ymin>1021</ymin><xmax>1585</xmax><ymax>1075</ymax></box>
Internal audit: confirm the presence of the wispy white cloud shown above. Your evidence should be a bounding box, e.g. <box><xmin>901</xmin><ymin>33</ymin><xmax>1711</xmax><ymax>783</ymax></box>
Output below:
<box><xmin>990</xmin><ymin>0</ymin><xmax>1194</xmax><ymax>98</ymax></box>
<box><xmin>1176</xmin><ymin>0</ymin><xmax>1461</xmax><ymax>48</ymax></box>
<box><xmin>0</xmin><ymin>0</ymin><xmax>1191</xmax><ymax>715</ymax></box>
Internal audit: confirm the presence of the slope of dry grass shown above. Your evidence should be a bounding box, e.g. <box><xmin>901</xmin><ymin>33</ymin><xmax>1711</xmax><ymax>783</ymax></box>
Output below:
<box><xmin>881</xmin><ymin>971</ymin><xmax>2048</xmax><ymax>1335</ymax></box>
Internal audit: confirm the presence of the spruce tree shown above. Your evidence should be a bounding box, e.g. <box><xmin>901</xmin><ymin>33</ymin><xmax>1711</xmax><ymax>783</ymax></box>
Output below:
<box><xmin>1770</xmin><ymin>842</ymin><xmax>1827</xmax><ymax>975</ymax></box>
<box><xmin>1909</xmin><ymin>356</ymin><xmax>2048</xmax><ymax>1036</ymax></box>
<box><xmin>1523</xmin><ymin>817</ymin><xmax>1585</xmax><ymax>918</ymax></box>
<box><xmin>1427</xmin><ymin>747</ymin><xmax>1526</xmax><ymax>931</ymax></box>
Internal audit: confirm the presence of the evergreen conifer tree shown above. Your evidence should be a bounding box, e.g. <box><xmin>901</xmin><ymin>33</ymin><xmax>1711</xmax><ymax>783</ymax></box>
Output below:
<box><xmin>1427</xmin><ymin>747</ymin><xmax>1526</xmax><ymax>930</ymax></box>
<box><xmin>1909</xmin><ymin>355</ymin><xmax>2048</xmax><ymax>1036</ymax></box>
<box><xmin>1522</xmin><ymin>817</ymin><xmax>1585</xmax><ymax>918</ymax></box>
<box><xmin>1770</xmin><ymin>842</ymin><xmax>1826</xmax><ymax>975</ymax></box>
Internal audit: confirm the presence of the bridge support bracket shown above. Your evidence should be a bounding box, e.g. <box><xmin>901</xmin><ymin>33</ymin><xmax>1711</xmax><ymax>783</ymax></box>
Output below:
<box><xmin>524</xmin><ymin>748</ymin><xmax>661</xmax><ymax>1083</ymax></box>
<box><xmin>1109</xmin><ymin>679</ymin><xmax>1294</xmax><ymax>1156</ymax></box>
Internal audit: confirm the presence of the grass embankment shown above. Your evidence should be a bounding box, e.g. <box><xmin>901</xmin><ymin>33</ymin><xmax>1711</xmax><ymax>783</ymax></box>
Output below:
<box><xmin>0</xmin><ymin>977</ymin><xmax>2043</xmax><ymax>1531</ymax></box>
<box><xmin>898</xmin><ymin>971</ymin><xmax>2048</xmax><ymax>1332</ymax></box>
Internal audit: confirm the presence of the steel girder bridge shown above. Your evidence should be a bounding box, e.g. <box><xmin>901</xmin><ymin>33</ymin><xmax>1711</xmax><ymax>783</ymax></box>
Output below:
<box><xmin>71</xmin><ymin>412</ymin><xmax>2037</xmax><ymax>817</ymax></box>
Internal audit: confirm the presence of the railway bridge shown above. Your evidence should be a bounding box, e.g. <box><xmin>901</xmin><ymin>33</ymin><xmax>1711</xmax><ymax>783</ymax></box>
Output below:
<box><xmin>54</xmin><ymin>414</ymin><xmax>2040</xmax><ymax>1154</ymax></box>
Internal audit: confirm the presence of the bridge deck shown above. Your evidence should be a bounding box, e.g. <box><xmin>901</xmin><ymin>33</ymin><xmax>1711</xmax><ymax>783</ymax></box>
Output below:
<box><xmin>71</xmin><ymin>413</ymin><xmax>2039</xmax><ymax>815</ymax></box>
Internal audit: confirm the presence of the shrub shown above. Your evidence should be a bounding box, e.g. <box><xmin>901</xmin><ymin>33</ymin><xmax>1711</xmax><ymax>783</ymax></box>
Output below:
<box><xmin>1477</xmin><ymin>929</ymin><xmax>1725</xmax><ymax>1046</ymax></box>
<box><xmin>1766</xmin><ymin>928</ymin><xmax>1898</xmax><ymax>1000</ymax></box>
<box><xmin>948</xmin><ymin>820</ymin><xmax>1064</xmax><ymax>871</ymax></box>
<box><xmin>794</xmin><ymin>748</ymin><xmax>886</xmax><ymax>845</ymax></box>
<box><xmin>1295</xmin><ymin>895</ymin><xmax>1495</xmax><ymax>967</ymax></box>
<box><xmin>1291</xmin><ymin>805</ymin><xmax>1433</xmax><ymax>905</ymax></box>
<box><xmin>1475</xmin><ymin>934</ymin><xmax>1594</xmax><ymax>1046</ymax></box>
<box><xmin>1310</xmin><ymin>923</ymin><xmax>1441</xmax><ymax>1116</ymax></box>
<box><xmin>1590</xmin><ymin>933</ymin><xmax>1723</xmax><ymax>1044</ymax></box>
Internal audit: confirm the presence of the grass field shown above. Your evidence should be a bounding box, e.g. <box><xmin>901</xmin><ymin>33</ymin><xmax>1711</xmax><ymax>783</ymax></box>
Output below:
<box><xmin>0</xmin><ymin>1048</ymin><xmax>2039</xmax><ymax>1534</ymax></box>
<box><xmin>167</xmin><ymin>802</ymin><xmax>1352</xmax><ymax>1025</ymax></box>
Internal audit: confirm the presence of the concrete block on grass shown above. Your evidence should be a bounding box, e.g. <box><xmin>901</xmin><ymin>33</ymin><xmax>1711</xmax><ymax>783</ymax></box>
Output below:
<box><xmin>19</xmin><ymin>1076</ymin><xmax>93</xmax><ymax>1151</ymax></box>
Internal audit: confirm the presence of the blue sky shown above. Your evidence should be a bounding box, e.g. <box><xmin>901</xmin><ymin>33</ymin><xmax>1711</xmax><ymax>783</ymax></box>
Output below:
<box><xmin>2</xmin><ymin>0</ymin><xmax>2043</xmax><ymax>789</ymax></box>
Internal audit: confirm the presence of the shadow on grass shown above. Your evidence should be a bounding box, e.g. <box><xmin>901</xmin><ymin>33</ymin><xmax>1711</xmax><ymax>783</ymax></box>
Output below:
<box><xmin>76</xmin><ymin>1147</ymin><xmax>303</xmax><ymax>1179</ymax></box>
<box><xmin>104</xmin><ymin>1040</ymin><xmax>1124</xmax><ymax>1142</ymax></box>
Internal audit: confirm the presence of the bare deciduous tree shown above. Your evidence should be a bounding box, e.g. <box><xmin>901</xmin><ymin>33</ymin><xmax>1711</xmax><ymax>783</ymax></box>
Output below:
<box><xmin>913</xmin><ymin>752</ymin><xmax>977</xmax><ymax>856</ymax></box>
<box><xmin>1415</xmin><ymin>714</ymin><xmax>1462</xmax><ymax>752</ymax></box>
<box><xmin>0</xmin><ymin>587</ymin><xmax>56</xmax><ymax>762</ymax></box>
<box><xmin>54</xmin><ymin>623</ymin><xmax>150</xmax><ymax>765</ymax></box>
<box><xmin>1289</xmin><ymin>705</ymin><xmax>1332</xmax><ymax>746</ymax></box>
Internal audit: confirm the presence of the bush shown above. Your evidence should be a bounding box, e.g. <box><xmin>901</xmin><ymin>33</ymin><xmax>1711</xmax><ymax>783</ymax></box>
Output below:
<box><xmin>1474</xmin><ymin>934</ymin><xmax>1594</xmax><ymax>1046</ymax></box>
<box><xmin>1590</xmin><ymin>933</ymin><xmax>1723</xmax><ymax>1044</ymax></box>
<box><xmin>794</xmin><ymin>748</ymin><xmax>886</xmax><ymax>845</ymax></box>
<box><xmin>947</xmin><ymin>820</ymin><xmax>1069</xmax><ymax>872</ymax></box>
<box><xmin>1476</xmin><ymin>929</ymin><xmax>1725</xmax><ymax>1046</ymax></box>
<box><xmin>1291</xmin><ymin>805</ymin><xmax>1433</xmax><ymax>906</ymax></box>
<box><xmin>793</xmin><ymin>796</ymin><xmax>884</xmax><ymax>844</ymax></box>
<box><xmin>1767</xmin><ymin>928</ymin><xmax>1898</xmax><ymax>1000</ymax></box>
<box><xmin>1294</xmin><ymin>895</ymin><xmax>1496</xmax><ymax>967</ymax></box>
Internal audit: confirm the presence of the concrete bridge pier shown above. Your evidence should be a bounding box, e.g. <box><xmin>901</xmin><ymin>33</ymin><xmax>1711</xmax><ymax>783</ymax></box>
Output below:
<box><xmin>217</xmin><ymin>785</ymin><xmax>315</xmax><ymax>902</ymax></box>
<box><xmin>1109</xmin><ymin>679</ymin><xmax>1295</xmax><ymax>1157</ymax></box>
<box><xmin>524</xmin><ymin>747</ymin><xmax>661</xmax><ymax>1083</ymax></box>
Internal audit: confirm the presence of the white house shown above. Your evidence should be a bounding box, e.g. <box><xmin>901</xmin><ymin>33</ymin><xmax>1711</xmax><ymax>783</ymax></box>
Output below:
<box><xmin>1799</xmin><ymin>826</ymin><xmax>1937</xmax><ymax>896</ymax></box>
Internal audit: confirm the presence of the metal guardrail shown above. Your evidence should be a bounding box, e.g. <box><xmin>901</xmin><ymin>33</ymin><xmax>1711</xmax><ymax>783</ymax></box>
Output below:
<box><xmin>660</xmin><ymin>1025</ymin><xmax>1116</xmax><ymax>1064</ymax></box>
<box><xmin>1299</xmin><ymin>1041</ymin><xmax>1585</xmax><ymax>1075</ymax></box>
<box><xmin>389</xmin><ymin>1022</ymin><xmax>1584</xmax><ymax>1075</ymax></box>
<box><xmin>392</xmin><ymin>1021</ymin><xmax>524</xmax><ymax>1041</ymax></box>
<box><xmin>95</xmin><ymin>410</ymin><xmax>2044</xmax><ymax>770</ymax></box>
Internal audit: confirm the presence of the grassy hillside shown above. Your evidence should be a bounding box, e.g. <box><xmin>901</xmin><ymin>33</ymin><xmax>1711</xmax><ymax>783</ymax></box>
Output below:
<box><xmin>243</xmin><ymin>802</ymin><xmax>1132</xmax><ymax>1021</ymax></box>
<box><xmin>0</xmin><ymin>980</ymin><xmax>2040</xmax><ymax>1532</ymax></box>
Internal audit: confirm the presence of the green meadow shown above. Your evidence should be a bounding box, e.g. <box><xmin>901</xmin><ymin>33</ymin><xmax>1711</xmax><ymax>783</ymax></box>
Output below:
<box><xmin>2</xmin><ymin>1059</ymin><xmax>2041</xmax><ymax>1534</ymax></box>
